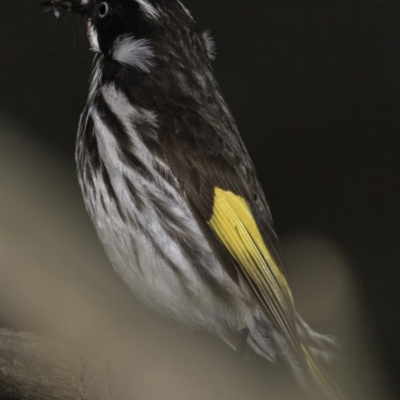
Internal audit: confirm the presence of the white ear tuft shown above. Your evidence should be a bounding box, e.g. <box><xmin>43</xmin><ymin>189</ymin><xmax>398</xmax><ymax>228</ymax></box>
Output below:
<box><xmin>202</xmin><ymin>29</ymin><xmax>217</xmax><ymax>61</ymax></box>
<box><xmin>112</xmin><ymin>35</ymin><xmax>155</xmax><ymax>73</ymax></box>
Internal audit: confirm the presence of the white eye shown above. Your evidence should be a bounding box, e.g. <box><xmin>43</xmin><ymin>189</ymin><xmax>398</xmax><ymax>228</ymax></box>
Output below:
<box><xmin>98</xmin><ymin>2</ymin><xmax>109</xmax><ymax>17</ymax></box>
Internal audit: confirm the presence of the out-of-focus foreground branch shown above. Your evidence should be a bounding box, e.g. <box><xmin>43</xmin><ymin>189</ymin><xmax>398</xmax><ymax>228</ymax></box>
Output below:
<box><xmin>0</xmin><ymin>328</ymin><xmax>130</xmax><ymax>400</ymax></box>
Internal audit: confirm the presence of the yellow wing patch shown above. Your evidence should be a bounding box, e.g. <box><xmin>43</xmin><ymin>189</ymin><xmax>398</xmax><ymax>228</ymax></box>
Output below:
<box><xmin>208</xmin><ymin>188</ymin><xmax>343</xmax><ymax>399</ymax></box>
<box><xmin>209</xmin><ymin>187</ymin><xmax>294</xmax><ymax>307</ymax></box>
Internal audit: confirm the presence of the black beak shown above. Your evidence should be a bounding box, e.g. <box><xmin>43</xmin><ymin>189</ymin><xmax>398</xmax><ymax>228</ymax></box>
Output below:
<box><xmin>40</xmin><ymin>0</ymin><xmax>88</xmax><ymax>15</ymax></box>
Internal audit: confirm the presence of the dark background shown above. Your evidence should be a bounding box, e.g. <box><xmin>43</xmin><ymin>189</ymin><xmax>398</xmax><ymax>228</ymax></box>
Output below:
<box><xmin>0</xmin><ymin>1</ymin><xmax>399</xmax><ymax>399</ymax></box>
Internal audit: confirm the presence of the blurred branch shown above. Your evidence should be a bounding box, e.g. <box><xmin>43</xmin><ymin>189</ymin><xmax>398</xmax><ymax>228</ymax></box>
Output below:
<box><xmin>0</xmin><ymin>328</ymin><xmax>130</xmax><ymax>400</ymax></box>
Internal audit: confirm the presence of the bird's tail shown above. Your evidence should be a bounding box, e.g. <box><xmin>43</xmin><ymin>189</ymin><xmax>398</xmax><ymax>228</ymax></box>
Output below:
<box><xmin>247</xmin><ymin>315</ymin><xmax>344</xmax><ymax>400</ymax></box>
<box><xmin>297</xmin><ymin>341</ymin><xmax>344</xmax><ymax>400</ymax></box>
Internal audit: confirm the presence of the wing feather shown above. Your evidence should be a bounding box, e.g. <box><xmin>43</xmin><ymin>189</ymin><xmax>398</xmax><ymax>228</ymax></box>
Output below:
<box><xmin>160</xmin><ymin>105</ymin><xmax>343</xmax><ymax>399</ymax></box>
<box><xmin>209</xmin><ymin>187</ymin><xmax>301</xmax><ymax>353</ymax></box>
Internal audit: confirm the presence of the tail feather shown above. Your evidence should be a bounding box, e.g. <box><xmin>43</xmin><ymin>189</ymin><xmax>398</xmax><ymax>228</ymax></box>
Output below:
<box><xmin>297</xmin><ymin>316</ymin><xmax>338</xmax><ymax>364</ymax></box>
<box><xmin>246</xmin><ymin>315</ymin><xmax>344</xmax><ymax>400</ymax></box>
<box><xmin>299</xmin><ymin>343</ymin><xmax>344</xmax><ymax>400</ymax></box>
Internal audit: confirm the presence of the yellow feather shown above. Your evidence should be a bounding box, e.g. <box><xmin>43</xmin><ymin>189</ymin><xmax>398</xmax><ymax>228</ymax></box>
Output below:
<box><xmin>209</xmin><ymin>187</ymin><xmax>343</xmax><ymax>400</ymax></box>
<box><xmin>209</xmin><ymin>187</ymin><xmax>293</xmax><ymax>305</ymax></box>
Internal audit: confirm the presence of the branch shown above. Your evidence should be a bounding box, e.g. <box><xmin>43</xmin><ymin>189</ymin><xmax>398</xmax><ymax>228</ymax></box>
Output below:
<box><xmin>0</xmin><ymin>328</ymin><xmax>131</xmax><ymax>400</ymax></box>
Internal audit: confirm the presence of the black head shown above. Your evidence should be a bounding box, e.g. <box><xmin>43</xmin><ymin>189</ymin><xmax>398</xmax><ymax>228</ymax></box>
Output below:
<box><xmin>43</xmin><ymin>0</ymin><xmax>216</xmax><ymax>74</ymax></box>
<box><xmin>43</xmin><ymin>0</ymin><xmax>215</xmax><ymax>95</ymax></box>
<box><xmin>42</xmin><ymin>1</ymin><xmax>197</xmax><ymax>56</ymax></box>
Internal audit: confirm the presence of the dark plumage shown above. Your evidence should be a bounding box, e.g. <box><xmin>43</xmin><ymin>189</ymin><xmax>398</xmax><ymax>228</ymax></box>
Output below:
<box><xmin>43</xmin><ymin>1</ymin><xmax>343</xmax><ymax>399</ymax></box>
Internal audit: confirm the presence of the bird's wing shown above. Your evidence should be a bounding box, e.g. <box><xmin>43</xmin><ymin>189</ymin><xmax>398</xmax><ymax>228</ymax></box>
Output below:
<box><xmin>160</xmin><ymin>105</ymin><xmax>299</xmax><ymax>346</ymax></box>
<box><xmin>160</xmin><ymin>105</ymin><xmax>342</xmax><ymax>400</ymax></box>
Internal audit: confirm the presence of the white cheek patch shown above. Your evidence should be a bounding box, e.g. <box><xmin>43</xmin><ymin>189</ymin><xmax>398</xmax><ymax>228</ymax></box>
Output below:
<box><xmin>112</xmin><ymin>34</ymin><xmax>154</xmax><ymax>73</ymax></box>
<box><xmin>87</xmin><ymin>20</ymin><xmax>100</xmax><ymax>53</ymax></box>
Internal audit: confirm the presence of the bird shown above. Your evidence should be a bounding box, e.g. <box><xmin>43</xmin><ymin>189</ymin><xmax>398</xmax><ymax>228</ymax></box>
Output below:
<box><xmin>41</xmin><ymin>0</ymin><xmax>343</xmax><ymax>398</ymax></box>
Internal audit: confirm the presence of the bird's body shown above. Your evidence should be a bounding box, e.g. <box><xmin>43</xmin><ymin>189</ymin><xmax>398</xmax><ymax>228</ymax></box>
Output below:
<box><xmin>44</xmin><ymin>0</ymin><xmax>343</xmax><ymax>398</ymax></box>
<box><xmin>77</xmin><ymin>37</ymin><xmax>249</xmax><ymax>333</ymax></box>
<box><xmin>77</xmin><ymin>79</ymin><xmax>247</xmax><ymax>333</ymax></box>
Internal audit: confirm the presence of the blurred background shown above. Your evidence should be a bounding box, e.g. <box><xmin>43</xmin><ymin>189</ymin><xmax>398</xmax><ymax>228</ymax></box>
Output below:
<box><xmin>0</xmin><ymin>0</ymin><xmax>399</xmax><ymax>399</ymax></box>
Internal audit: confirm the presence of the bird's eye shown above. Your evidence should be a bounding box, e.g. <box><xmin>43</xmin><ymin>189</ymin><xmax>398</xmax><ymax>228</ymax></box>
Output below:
<box><xmin>98</xmin><ymin>2</ymin><xmax>109</xmax><ymax>17</ymax></box>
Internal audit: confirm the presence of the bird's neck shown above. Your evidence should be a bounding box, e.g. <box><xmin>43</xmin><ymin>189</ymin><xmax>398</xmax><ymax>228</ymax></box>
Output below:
<box><xmin>92</xmin><ymin>54</ymin><xmax>218</xmax><ymax>112</ymax></box>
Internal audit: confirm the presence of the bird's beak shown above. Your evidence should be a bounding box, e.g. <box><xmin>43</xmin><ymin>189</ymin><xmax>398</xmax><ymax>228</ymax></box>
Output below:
<box><xmin>40</xmin><ymin>0</ymin><xmax>89</xmax><ymax>16</ymax></box>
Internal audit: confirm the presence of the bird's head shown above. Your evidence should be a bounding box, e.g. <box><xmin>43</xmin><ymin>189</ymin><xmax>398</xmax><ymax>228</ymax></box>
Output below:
<box><xmin>42</xmin><ymin>0</ymin><xmax>215</xmax><ymax>73</ymax></box>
